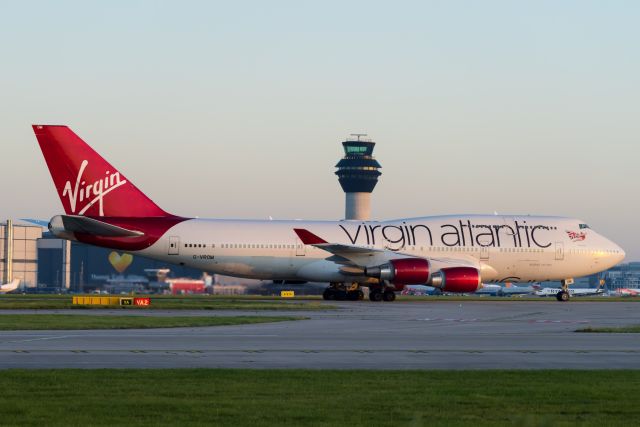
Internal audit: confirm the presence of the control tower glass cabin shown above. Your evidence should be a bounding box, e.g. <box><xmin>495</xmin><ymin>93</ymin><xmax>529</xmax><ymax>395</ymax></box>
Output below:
<box><xmin>335</xmin><ymin>134</ymin><xmax>382</xmax><ymax>220</ymax></box>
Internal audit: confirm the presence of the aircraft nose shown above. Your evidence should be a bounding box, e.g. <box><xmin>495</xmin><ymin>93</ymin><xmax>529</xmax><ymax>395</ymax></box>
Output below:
<box><xmin>609</xmin><ymin>241</ymin><xmax>625</xmax><ymax>264</ymax></box>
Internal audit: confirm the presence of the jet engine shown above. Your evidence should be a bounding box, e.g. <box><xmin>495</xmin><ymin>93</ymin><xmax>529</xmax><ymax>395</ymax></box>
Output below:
<box><xmin>364</xmin><ymin>258</ymin><xmax>430</xmax><ymax>286</ymax></box>
<box><xmin>430</xmin><ymin>267</ymin><xmax>481</xmax><ymax>293</ymax></box>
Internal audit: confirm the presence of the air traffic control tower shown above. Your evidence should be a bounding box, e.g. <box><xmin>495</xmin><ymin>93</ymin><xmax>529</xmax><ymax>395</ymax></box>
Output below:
<box><xmin>335</xmin><ymin>134</ymin><xmax>382</xmax><ymax>220</ymax></box>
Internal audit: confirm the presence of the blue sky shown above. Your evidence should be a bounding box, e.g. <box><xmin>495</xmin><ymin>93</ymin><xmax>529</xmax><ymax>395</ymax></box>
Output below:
<box><xmin>1</xmin><ymin>1</ymin><xmax>638</xmax><ymax>258</ymax></box>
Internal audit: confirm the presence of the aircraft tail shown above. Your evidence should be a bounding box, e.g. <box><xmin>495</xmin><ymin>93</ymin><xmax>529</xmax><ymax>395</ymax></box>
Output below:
<box><xmin>33</xmin><ymin>125</ymin><xmax>170</xmax><ymax>217</ymax></box>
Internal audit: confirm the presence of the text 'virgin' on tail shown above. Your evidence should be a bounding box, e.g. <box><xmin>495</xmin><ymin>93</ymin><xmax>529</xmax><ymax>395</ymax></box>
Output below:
<box><xmin>33</xmin><ymin>125</ymin><xmax>170</xmax><ymax>217</ymax></box>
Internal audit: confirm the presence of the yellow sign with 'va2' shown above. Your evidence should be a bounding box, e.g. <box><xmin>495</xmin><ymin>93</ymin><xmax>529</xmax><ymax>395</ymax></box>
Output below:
<box><xmin>280</xmin><ymin>290</ymin><xmax>295</xmax><ymax>298</ymax></box>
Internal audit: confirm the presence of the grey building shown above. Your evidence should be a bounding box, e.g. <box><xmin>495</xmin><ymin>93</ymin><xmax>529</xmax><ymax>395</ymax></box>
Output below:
<box><xmin>1</xmin><ymin>220</ymin><xmax>42</xmax><ymax>287</ymax></box>
<box><xmin>37</xmin><ymin>234</ymin><xmax>71</xmax><ymax>290</ymax></box>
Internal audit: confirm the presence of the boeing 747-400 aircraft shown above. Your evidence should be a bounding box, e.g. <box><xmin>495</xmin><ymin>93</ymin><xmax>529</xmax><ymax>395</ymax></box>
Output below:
<box><xmin>33</xmin><ymin>125</ymin><xmax>625</xmax><ymax>302</ymax></box>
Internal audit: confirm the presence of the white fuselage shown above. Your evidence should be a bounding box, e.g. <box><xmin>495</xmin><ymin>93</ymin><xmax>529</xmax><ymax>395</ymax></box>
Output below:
<box><xmin>131</xmin><ymin>215</ymin><xmax>624</xmax><ymax>284</ymax></box>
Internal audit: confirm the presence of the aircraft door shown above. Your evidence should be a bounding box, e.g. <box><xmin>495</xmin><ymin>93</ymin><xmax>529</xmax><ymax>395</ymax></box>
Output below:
<box><xmin>555</xmin><ymin>242</ymin><xmax>564</xmax><ymax>260</ymax></box>
<box><xmin>295</xmin><ymin>238</ymin><xmax>305</xmax><ymax>256</ymax></box>
<box><xmin>168</xmin><ymin>236</ymin><xmax>180</xmax><ymax>255</ymax></box>
<box><xmin>480</xmin><ymin>246</ymin><xmax>489</xmax><ymax>260</ymax></box>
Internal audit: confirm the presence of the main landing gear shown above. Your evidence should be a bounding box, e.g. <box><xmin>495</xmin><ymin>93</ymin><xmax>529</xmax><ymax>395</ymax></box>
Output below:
<box><xmin>322</xmin><ymin>282</ymin><xmax>364</xmax><ymax>301</ymax></box>
<box><xmin>556</xmin><ymin>278</ymin><xmax>574</xmax><ymax>302</ymax></box>
<box><xmin>322</xmin><ymin>283</ymin><xmax>397</xmax><ymax>302</ymax></box>
<box><xmin>369</xmin><ymin>288</ymin><xmax>396</xmax><ymax>302</ymax></box>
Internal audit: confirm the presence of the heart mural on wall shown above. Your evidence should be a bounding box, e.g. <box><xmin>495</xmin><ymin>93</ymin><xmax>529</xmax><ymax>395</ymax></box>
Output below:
<box><xmin>108</xmin><ymin>251</ymin><xmax>133</xmax><ymax>273</ymax></box>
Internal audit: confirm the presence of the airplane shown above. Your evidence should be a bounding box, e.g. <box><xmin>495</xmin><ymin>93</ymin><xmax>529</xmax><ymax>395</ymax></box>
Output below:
<box><xmin>616</xmin><ymin>288</ymin><xmax>640</xmax><ymax>297</ymax></box>
<box><xmin>401</xmin><ymin>285</ymin><xmax>439</xmax><ymax>296</ymax></box>
<box><xmin>475</xmin><ymin>282</ymin><xmax>535</xmax><ymax>297</ymax></box>
<box><xmin>32</xmin><ymin>125</ymin><xmax>625</xmax><ymax>302</ymax></box>
<box><xmin>0</xmin><ymin>279</ymin><xmax>21</xmax><ymax>294</ymax></box>
<box><xmin>534</xmin><ymin>284</ymin><xmax>605</xmax><ymax>297</ymax></box>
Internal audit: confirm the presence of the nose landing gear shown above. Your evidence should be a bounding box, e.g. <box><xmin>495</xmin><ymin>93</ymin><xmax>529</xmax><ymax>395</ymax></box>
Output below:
<box><xmin>556</xmin><ymin>278</ymin><xmax>574</xmax><ymax>302</ymax></box>
<box><xmin>323</xmin><ymin>283</ymin><xmax>396</xmax><ymax>302</ymax></box>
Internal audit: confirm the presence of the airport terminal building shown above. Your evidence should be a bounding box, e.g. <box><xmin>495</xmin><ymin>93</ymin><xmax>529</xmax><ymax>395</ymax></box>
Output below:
<box><xmin>1</xmin><ymin>220</ymin><xmax>41</xmax><ymax>288</ymax></box>
<box><xmin>601</xmin><ymin>262</ymin><xmax>640</xmax><ymax>290</ymax></box>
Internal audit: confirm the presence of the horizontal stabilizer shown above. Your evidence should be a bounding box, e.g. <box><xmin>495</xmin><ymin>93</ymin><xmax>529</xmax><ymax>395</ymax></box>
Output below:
<box><xmin>49</xmin><ymin>215</ymin><xmax>144</xmax><ymax>238</ymax></box>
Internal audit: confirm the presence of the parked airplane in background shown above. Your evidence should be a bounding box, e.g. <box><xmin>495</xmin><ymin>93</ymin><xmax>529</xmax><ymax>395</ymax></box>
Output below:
<box><xmin>33</xmin><ymin>125</ymin><xmax>625</xmax><ymax>302</ymax></box>
<box><xmin>616</xmin><ymin>288</ymin><xmax>640</xmax><ymax>297</ymax></box>
<box><xmin>476</xmin><ymin>283</ymin><xmax>536</xmax><ymax>297</ymax></box>
<box><xmin>535</xmin><ymin>285</ymin><xmax>605</xmax><ymax>297</ymax></box>
<box><xmin>401</xmin><ymin>285</ymin><xmax>439</xmax><ymax>296</ymax></box>
<box><xmin>0</xmin><ymin>279</ymin><xmax>20</xmax><ymax>294</ymax></box>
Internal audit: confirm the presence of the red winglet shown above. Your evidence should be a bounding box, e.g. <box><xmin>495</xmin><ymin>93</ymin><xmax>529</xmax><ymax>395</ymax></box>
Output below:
<box><xmin>294</xmin><ymin>228</ymin><xmax>327</xmax><ymax>245</ymax></box>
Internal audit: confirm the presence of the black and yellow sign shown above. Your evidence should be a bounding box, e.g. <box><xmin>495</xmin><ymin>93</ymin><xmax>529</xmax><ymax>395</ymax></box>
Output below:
<box><xmin>119</xmin><ymin>297</ymin><xmax>133</xmax><ymax>306</ymax></box>
<box><xmin>280</xmin><ymin>290</ymin><xmax>295</xmax><ymax>298</ymax></box>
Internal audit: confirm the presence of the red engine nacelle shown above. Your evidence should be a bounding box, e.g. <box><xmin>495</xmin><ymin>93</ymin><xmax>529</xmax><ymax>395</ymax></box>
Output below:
<box><xmin>430</xmin><ymin>267</ymin><xmax>481</xmax><ymax>293</ymax></box>
<box><xmin>365</xmin><ymin>258</ymin><xmax>430</xmax><ymax>288</ymax></box>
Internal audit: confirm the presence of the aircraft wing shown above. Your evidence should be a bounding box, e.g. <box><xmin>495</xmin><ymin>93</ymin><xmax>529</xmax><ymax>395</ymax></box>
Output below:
<box><xmin>294</xmin><ymin>228</ymin><xmax>405</xmax><ymax>268</ymax></box>
<box><xmin>49</xmin><ymin>215</ymin><xmax>144</xmax><ymax>238</ymax></box>
<box><xmin>293</xmin><ymin>228</ymin><xmax>477</xmax><ymax>270</ymax></box>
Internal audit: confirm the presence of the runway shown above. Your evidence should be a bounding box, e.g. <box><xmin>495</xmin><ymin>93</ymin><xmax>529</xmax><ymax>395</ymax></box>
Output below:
<box><xmin>1</xmin><ymin>301</ymin><xmax>639</xmax><ymax>369</ymax></box>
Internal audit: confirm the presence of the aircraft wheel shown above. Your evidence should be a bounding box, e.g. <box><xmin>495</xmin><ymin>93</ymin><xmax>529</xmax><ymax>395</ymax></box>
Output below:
<box><xmin>347</xmin><ymin>291</ymin><xmax>360</xmax><ymax>301</ymax></box>
<box><xmin>322</xmin><ymin>289</ymin><xmax>334</xmax><ymax>300</ymax></box>
<box><xmin>383</xmin><ymin>291</ymin><xmax>396</xmax><ymax>302</ymax></box>
<box><xmin>369</xmin><ymin>290</ymin><xmax>383</xmax><ymax>302</ymax></box>
<box><xmin>334</xmin><ymin>290</ymin><xmax>348</xmax><ymax>301</ymax></box>
<box><xmin>357</xmin><ymin>290</ymin><xmax>365</xmax><ymax>301</ymax></box>
<box><xmin>556</xmin><ymin>291</ymin><xmax>570</xmax><ymax>302</ymax></box>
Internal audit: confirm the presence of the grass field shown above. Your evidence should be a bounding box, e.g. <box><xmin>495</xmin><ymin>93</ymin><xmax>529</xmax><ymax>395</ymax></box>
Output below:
<box><xmin>577</xmin><ymin>325</ymin><xmax>640</xmax><ymax>333</ymax></box>
<box><xmin>0</xmin><ymin>314</ymin><xmax>302</xmax><ymax>330</ymax></box>
<box><xmin>0</xmin><ymin>294</ymin><xmax>636</xmax><ymax>311</ymax></box>
<box><xmin>0</xmin><ymin>370</ymin><xmax>638</xmax><ymax>426</ymax></box>
<box><xmin>0</xmin><ymin>295</ymin><xmax>333</xmax><ymax>310</ymax></box>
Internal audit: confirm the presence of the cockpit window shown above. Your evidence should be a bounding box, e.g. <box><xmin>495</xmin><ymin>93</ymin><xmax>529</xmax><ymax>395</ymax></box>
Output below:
<box><xmin>579</xmin><ymin>224</ymin><xmax>590</xmax><ymax>229</ymax></box>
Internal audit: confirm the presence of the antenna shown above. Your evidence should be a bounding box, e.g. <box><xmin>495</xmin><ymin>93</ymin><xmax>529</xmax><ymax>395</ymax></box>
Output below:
<box><xmin>349</xmin><ymin>133</ymin><xmax>368</xmax><ymax>141</ymax></box>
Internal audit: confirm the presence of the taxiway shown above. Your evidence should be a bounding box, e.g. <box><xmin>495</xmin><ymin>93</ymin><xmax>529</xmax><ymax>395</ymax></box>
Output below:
<box><xmin>0</xmin><ymin>301</ymin><xmax>639</xmax><ymax>369</ymax></box>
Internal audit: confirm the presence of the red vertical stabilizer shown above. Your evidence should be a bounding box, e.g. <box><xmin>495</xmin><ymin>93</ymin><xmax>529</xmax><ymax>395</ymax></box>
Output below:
<box><xmin>33</xmin><ymin>125</ymin><xmax>169</xmax><ymax>217</ymax></box>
